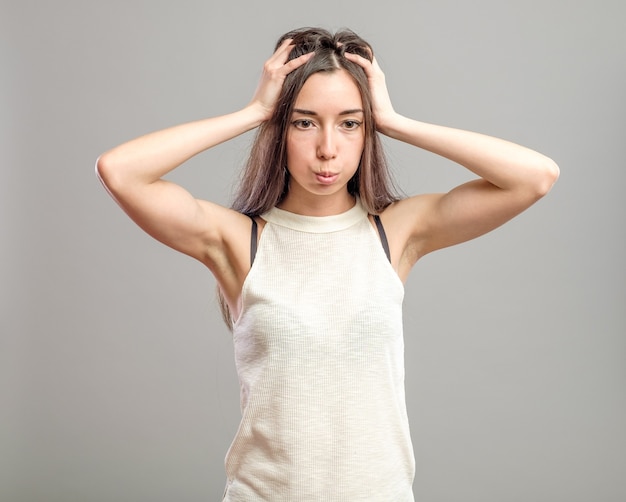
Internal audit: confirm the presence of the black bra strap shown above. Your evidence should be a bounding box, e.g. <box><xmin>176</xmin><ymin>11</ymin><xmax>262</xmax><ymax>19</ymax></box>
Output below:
<box><xmin>373</xmin><ymin>214</ymin><xmax>391</xmax><ymax>262</ymax></box>
<box><xmin>249</xmin><ymin>216</ymin><xmax>258</xmax><ymax>266</ymax></box>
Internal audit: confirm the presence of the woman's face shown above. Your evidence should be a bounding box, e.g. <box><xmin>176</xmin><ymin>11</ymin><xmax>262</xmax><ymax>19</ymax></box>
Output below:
<box><xmin>284</xmin><ymin>69</ymin><xmax>365</xmax><ymax>212</ymax></box>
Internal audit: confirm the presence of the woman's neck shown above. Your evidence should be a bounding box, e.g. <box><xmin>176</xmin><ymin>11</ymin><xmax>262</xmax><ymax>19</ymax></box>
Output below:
<box><xmin>277</xmin><ymin>190</ymin><xmax>356</xmax><ymax>216</ymax></box>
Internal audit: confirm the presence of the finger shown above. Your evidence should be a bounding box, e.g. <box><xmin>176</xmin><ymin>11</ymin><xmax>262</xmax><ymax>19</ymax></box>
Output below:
<box><xmin>267</xmin><ymin>40</ymin><xmax>293</xmax><ymax>63</ymax></box>
<box><xmin>262</xmin><ymin>39</ymin><xmax>294</xmax><ymax>70</ymax></box>
<box><xmin>276</xmin><ymin>38</ymin><xmax>294</xmax><ymax>56</ymax></box>
<box><xmin>343</xmin><ymin>51</ymin><xmax>369</xmax><ymax>64</ymax></box>
<box><xmin>346</xmin><ymin>52</ymin><xmax>385</xmax><ymax>79</ymax></box>
<box><xmin>282</xmin><ymin>50</ymin><xmax>314</xmax><ymax>73</ymax></box>
<box><xmin>343</xmin><ymin>51</ymin><xmax>373</xmax><ymax>72</ymax></box>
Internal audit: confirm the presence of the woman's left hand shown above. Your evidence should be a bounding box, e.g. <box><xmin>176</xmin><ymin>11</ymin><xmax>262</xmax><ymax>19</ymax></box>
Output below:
<box><xmin>344</xmin><ymin>52</ymin><xmax>397</xmax><ymax>134</ymax></box>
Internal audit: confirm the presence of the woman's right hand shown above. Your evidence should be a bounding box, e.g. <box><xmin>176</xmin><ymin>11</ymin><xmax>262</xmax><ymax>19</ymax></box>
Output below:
<box><xmin>248</xmin><ymin>38</ymin><xmax>314</xmax><ymax>121</ymax></box>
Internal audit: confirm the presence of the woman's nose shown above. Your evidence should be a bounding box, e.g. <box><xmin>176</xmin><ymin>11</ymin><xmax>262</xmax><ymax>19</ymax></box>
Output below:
<box><xmin>316</xmin><ymin>129</ymin><xmax>337</xmax><ymax>159</ymax></box>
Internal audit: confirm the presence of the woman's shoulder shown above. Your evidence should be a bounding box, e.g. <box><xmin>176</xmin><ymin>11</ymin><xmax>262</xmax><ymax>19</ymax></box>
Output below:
<box><xmin>379</xmin><ymin>193</ymin><xmax>441</xmax><ymax>224</ymax></box>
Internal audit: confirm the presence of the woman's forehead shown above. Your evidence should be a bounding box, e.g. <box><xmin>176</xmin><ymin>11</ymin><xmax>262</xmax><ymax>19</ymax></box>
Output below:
<box><xmin>294</xmin><ymin>70</ymin><xmax>363</xmax><ymax>110</ymax></box>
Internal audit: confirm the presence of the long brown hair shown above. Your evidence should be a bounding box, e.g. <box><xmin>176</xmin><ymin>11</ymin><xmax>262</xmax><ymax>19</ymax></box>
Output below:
<box><xmin>220</xmin><ymin>27</ymin><xmax>401</xmax><ymax>327</ymax></box>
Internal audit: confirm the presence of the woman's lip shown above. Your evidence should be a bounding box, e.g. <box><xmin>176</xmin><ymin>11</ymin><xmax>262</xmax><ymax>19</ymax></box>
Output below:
<box><xmin>315</xmin><ymin>172</ymin><xmax>339</xmax><ymax>185</ymax></box>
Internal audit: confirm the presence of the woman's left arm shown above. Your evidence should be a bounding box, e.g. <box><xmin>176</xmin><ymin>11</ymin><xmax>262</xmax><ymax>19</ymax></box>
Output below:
<box><xmin>346</xmin><ymin>53</ymin><xmax>560</xmax><ymax>261</ymax></box>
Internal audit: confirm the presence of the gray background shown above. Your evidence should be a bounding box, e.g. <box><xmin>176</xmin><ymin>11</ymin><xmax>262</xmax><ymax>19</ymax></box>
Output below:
<box><xmin>2</xmin><ymin>0</ymin><xmax>624</xmax><ymax>501</ymax></box>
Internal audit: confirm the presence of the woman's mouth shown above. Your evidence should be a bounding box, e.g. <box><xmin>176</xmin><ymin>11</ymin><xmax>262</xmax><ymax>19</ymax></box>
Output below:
<box><xmin>315</xmin><ymin>172</ymin><xmax>339</xmax><ymax>185</ymax></box>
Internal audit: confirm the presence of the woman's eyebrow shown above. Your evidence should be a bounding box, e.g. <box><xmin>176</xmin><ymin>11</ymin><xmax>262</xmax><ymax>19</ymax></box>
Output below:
<box><xmin>292</xmin><ymin>108</ymin><xmax>364</xmax><ymax>116</ymax></box>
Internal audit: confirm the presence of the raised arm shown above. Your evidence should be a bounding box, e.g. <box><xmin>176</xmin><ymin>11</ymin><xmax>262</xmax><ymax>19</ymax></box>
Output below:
<box><xmin>96</xmin><ymin>109</ymin><xmax>264</xmax><ymax>260</ymax></box>
<box><xmin>96</xmin><ymin>40</ymin><xmax>313</xmax><ymax>308</ymax></box>
<box><xmin>97</xmin><ymin>40</ymin><xmax>312</xmax><ymax>258</ymax></box>
<box><xmin>345</xmin><ymin>52</ymin><xmax>559</xmax><ymax>278</ymax></box>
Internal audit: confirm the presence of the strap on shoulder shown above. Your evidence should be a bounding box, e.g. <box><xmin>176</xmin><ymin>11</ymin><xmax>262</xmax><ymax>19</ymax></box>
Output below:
<box><xmin>373</xmin><ymin>214</ymin><xmax>391</xmax><ymax>262</ymax></box>
<box><xmin>248</xmin><ymin>216</ymin><xmax>258</xmax><ymax>266</ymax></box>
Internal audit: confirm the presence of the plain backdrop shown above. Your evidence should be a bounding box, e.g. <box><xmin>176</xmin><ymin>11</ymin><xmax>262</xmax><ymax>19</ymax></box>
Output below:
<box><xmin>2</xmin><ymin>1</ymin><xmax>625</xmax><ymax>501</ymax></box>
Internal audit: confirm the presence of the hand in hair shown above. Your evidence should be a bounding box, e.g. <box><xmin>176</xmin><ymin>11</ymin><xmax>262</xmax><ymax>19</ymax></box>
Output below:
<box><xmin>344</xmin><ymin>51</ymin><xmax>397</xmax><ymax>136</ymax></box>
<box><xmin>249</xmin><ymin>38</ymin><xmax>314</xmax><ymax>121</ymax></box>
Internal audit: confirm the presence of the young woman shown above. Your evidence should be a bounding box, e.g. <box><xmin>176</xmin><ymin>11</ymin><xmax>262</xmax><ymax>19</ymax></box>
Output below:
<box><xmin>96</xmin><ymin>27</ymin><xmax>558</xmax><ymax>502</ymax></box>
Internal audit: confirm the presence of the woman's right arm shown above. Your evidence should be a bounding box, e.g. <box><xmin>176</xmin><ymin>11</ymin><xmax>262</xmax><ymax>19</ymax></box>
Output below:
<box><xmin>96</xmin><ymin>107</ymin><xmax>266</xmax><ymax>262</ymax></box>
<box><xmin>96</xmin><ymin>40</ymin><xmax>313</xmax><ymax>267</ymax></box>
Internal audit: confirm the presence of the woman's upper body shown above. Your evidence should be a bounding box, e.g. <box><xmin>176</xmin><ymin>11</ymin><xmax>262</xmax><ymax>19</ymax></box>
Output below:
<box><xmin>96</xmin><ymin>27</ymin><xmax>559</xmax><ymax>325</ymax></box>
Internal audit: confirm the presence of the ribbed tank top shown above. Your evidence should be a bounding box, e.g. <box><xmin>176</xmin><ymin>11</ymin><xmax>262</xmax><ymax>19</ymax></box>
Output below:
<box><xmin>224</xmin><ymin>199</ymin><xmax>415</xmax><ymax>501</ymax></box>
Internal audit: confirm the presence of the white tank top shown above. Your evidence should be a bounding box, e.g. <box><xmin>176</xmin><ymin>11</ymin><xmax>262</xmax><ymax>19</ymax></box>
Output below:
<box><xmin>224</xmin><ymin>199</ymin><xmax>415</xmax><ymax>501</ymax></box>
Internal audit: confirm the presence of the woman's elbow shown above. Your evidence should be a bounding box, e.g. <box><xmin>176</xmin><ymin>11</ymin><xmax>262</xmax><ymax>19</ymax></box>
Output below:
<box><xmin>532</xmin><ymin>157</ymin><xmax>560</xmax><ymax>199</ymax></box>
<box><xmin>95</xmin><ymin>151</ymin><xmax>123</xmax><ymax>193</ymax></box>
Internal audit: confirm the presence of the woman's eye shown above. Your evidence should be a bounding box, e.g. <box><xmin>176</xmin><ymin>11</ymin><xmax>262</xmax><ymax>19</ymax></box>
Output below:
<box><xmin>343</xmin><ymin>120</ymin><xmax>362</xmax><ymax>129</ymax></box>
<box><xmin>293</xmin><ymin>119</ymin><xmax>313</xmax><ymax>129</ymax></box>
